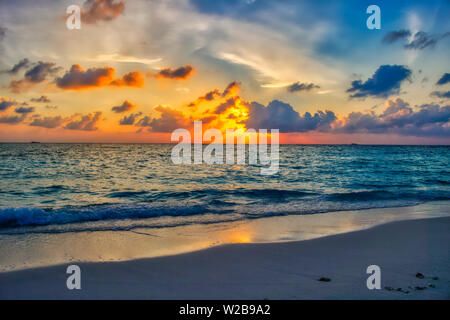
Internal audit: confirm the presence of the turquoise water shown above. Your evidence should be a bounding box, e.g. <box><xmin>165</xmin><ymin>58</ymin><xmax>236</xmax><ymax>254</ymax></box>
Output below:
<box><xmin>0</xmin><ymin>143</ymin><xmax>449</xmax><ymax>233</ymax></box>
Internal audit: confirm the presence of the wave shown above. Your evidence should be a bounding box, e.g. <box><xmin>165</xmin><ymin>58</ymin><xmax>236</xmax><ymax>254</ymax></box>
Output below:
<box><xmin>0</xmin><ymin>189</ymin><xmax>448</xmax><ymax>231</ymax></box>
<box><xmin>150</xmin><ymin>188</ymin><xmax>316</xmax><ymax>200</ymax></box>
<box><xmin>0</xmin><ymin>203</ymin><xmax>214</xmax><ymax>228</ymax></box>
<box><xmin>325</xmin><ymin>190</ymin><xmax>450</xmax><ymax>202</ymax></box>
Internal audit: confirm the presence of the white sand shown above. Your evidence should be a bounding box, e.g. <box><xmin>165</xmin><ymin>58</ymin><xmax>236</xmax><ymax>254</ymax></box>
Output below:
<box><xmin>0</xmin><ymin>216</ymin><xmax>448</xmax><ymax>299</ymax></box>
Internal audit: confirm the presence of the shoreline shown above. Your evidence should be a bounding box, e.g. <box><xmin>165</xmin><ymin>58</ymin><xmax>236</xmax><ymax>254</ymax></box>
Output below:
<box><xmin>1</xmin><ymin>215</ymin><xmax>449</xmax><ymax>299</ymax></box>
<box><xmin>0</xmin><ymin>200</ymin><xmax>449</xmax><ymax>273</ymax></box>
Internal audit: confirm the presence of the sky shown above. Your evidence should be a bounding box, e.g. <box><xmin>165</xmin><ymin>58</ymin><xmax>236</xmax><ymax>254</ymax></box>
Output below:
<box><xmin>0</xmin><ymin>0</ymin><xmax>449</xmax><ymax>144</ymax></box>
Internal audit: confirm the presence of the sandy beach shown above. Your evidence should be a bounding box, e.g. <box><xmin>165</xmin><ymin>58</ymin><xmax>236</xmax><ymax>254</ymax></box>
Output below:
<box><xmin>1</xmin><ymin>215</ymin><xmax>448</xmax><ymax>299</ymax></box>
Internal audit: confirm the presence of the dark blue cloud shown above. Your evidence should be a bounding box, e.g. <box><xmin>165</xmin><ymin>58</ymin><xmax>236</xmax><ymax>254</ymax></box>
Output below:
<box><xmin>15</xmin><ymin>106</ymin><xmax>35</xmax><ymax>114</ymax></box>
<box><xmin>287</xmin><ymin>82</ymin><xmax>320</xmax><ymax>93</ymax></box>
<box><xmin>347</xmin><ymin>65</ymin><xmax>412</xmax><ymax>98</ymax></box>
<box><xmin>135</xmin><ymin>115</ymin><xmax>152</xmax><ymax>127</ymax></box>
<box><xmin>431</xmin><ymin>91</ymin><xmax>450</xmax><ymax>99</ymax></box>
<box><xmin>24</xmin><ymin>61</ymin><xmax>61</xmax><ymax>83</ymax></box>
<box><xmin>243</xmin><ymin>100</ymin><xmax>336</xmax><ymax>132</ymax></box>
<box><xmin>0</xmin><ymin>114</ymin><xmax>25</xmax><ymax>124</ymax></box>
<box><xmin>436</xmin><ymin>73</ymin><xmax>450</xmax><ymax>85</ymax></box>
<box><xmin>382</xmin><ymin>30</ymin><xmax>450</xmax><ymax>50</ymax></box>
<box><xmin>2</xmin><ymin>58</ymin><xmax>30</xmax><ymax>74</ymax></box>
<box><xmin>9</xmin><ymin>61</ymin><xmax>62</xmax><ymax>93</ymax></box>
<box><xmin>382</xmin><ymin>30</ymin><xmax>411</xmax><ymax>43</ymax></box>
<box><xmin>0</xmin><ymin>26</ymin><xmax>6</xmax><ymax>41</ymax></box>
<box><xmin>30</xmin><ymin>95</ymin><xmax>51</xmax><ymax>103</ymax></box>
<box><xmin>404</xmin><ymin>31</ymin><xmax>449</xmax><ymax>50</ymax></box>
<box><xmin>0</xmin><ymin>98</ymin><xmax>16</xmax><ymax>111</ymax></box>
<box><xmin>334</xmin><ymin>99</ymin><xmax>450</xmax><ymax>137</ymax></box>
<box><xmin>119</xmin><ymin>112</ymin><xmax>142</xmax><ymax>125</ymax></box>
<box><xmin>29</xmin><ymin>116</ymin><xmax>65</xmax><ymax>129</ymax></box>
<box><xmin>111</xmin><ymin>100</ymin><xmax>135</xmax><ymax>113</ymax></box>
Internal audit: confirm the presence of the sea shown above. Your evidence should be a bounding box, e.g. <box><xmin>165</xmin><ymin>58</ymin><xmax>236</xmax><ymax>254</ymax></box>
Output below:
<box><xmin>1</xmin><ymin>143</ymin><xmax>449</xmax><ymax>234</ymax></box>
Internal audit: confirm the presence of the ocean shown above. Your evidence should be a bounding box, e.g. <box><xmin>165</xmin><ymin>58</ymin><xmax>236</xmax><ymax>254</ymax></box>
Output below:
<box><xmin>1</xmin><ymin>143</ymin><xmax>449</xmax><ymax>234</ymax></box>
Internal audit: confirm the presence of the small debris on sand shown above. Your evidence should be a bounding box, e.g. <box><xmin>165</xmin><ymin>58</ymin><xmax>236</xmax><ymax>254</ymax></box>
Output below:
<box><xmin>414</xmin><ymin>286</ymin><xmax>427</xmax><ymax>290</ymax></box>
<box><xmin>317</xmin><ymin>277</ymin><xmax>331</xmax><ymax>282</ymax></box>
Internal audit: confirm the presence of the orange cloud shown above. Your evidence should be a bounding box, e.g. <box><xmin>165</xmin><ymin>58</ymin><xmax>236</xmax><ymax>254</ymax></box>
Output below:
<box><xmin>56</xmin><ymin>65</ymin><xmax>145</xmax><ymax>90</ymax></box>
<box><xmin>111</xmin><ymin>100</ymin><xmax>136</xmax><ymax>113</ymax></box>
<box><xmin>187</xmin><ymin>82</ymin><xmax>241</xmax><ymax>108</ymax></box>
<box><xmin>56</xmin><ymin>65</ymin><xmax>114</xmax><ymax>90</ymax></box>
<box><xmin>139</xmin><ymin>82</ymin><xmax>247</xmax><ymax>133</ymax></box>
<box><xmin>29</xmin><ymin>116</ymin><xmax>66</xmax><ymax>128</ymax></box>
<box><xmin>152</xmin><ymin>65</ymin><xmax>194</xmax><ymax>80</ymax></box>
<box><xmin>110</xmin><ymin>71</ymin><xmax>145</xmax><ymax>87</ymax></box>
<box><xmin>146</xmin><ymin>106</ymin><xmax>192</xmax><ymax>132</ymax></box>
<box><xmin>81</xmin><ymin>0</ymin><xmax>125</xmax><ymax>24</ymax></box>
<box><xmin>64</xmin><ymin>111</ymin><xmax>103</xmax><ymax>131</ymax></box>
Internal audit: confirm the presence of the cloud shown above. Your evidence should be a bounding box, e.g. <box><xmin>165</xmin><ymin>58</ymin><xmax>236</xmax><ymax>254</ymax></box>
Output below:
<box><xmin>81</xmin><ymin>0</ymin><xmax>125</xmax><ymax>24</ymax></box>
<box><xmin>347</xmin><ymin>65</ymin><xmax>412</xmax><ymax>98</ymax></box>
<box><xmin>55</xmin><ymin>64</ymin><xmax>115</xmax><ymax>90</ymax></box>
<box><xmin>56</xmin><ymin>65</ymin><xmax>144</xmax><ymax>90</ymax></box>
<box><xmin>64</xmin><ymin>111</ymin><xmax>103</xmax><ymax>131</ymax></box>
<box><xmin>287</xmin><ymin>82</ymin><xmax>320</xmax><ymax>93</ymax></box>
<box><xmin>436</xmin><ymin>73</ymin><xmax>450</xmax><ymax>86</ymax></box>
<box><xmin>199</xmin><ymin>115</ymin><xmax>217</xmax><ymax>124</ymax></box>
<box><xmin>0</xmin><ymin>26</ymin><xmax>6</xmax><ymax>41</ymax></box>
<box><xmin>114</xmin><ymin>81</ymin><xmax>448</xmax><ymax>138</ymax></box>
<box><xmin>30</xmin><ymin>95</ymin><xmax>51</xmax><ymax>103</ymax></box>
<box><xmin>243</xmin><ymin>100</ymin><xmax>336</xmax><ymax>133</ymax></box>
<box><xmin>143</xmin><ymin>106</ymin><xmax>191</xmax><ymax>132</ymax></box>
<box><xmin>222</xmin><ymin>81</ymin><xmax>240</xmax><ymax>97</ymax></box>
<box><xmin>109</xmin><ymin>71</ymin><xmax>145</xmax><ymax>87</ymax></box>
<box><xmin>382</xmin><ymin>30</ymin><xmax>411</xmax><ymax>44</ymax></box>
<box><xmin>157</xmin><ymin>82</ymin><xmax>334</xmax><ymax>134</ymax></box>
<box><xmin>334</xmin><ymin>98</ymin><xmax>450</xmax><ymax>137</ymax></box>
<box><xmin>119</xmin><ymin>112</ymin><xmax>142</xmax><ymax>125</ymax></box>
<box><xmin>135</xmin><ymin>115</ymin><xmax>152</xmax><ymax>127</ymax></box>
<box><xmin>430</xmin><ymin>91</ymin><xmax>450</xmax><ymax>99</ymax></box>
<box><xmin>154</xmin><ymin>65</ymin><xmax>194</xmax><ymax>80</ymax></box>
<box><xmin>0</xmin><ymin>114</ymin><xmax>26</xmax><ymax>124</ymax></box>
<box><xmin>111</xmin><ymin>100</ymin><xmax>136</xmax><ymax>113</ymax></box>
<box><xmin>201</xmin><ymin>89</ymin><xmax>220</xmax><ymax>101</ymax></box>
<box><xmin>8</xmin><ymin>80</ymin><xmax>31</xmax><ymax>93</ymax></box>
<box><xmin>23</xmin><ymin>62</ymin><xmax>61</xmax><ymax>83</ymax></box>
<box><xmin>9</xmin><ymin>61</ymin><xmax>61</xmax><ymax>93</ymax></box>
<box><xmin>90</xmin><ymin>54</ymin><xmax>162</xmax><ymax>66</ymax></box>
<box><xmin>15</xmin><ymin>106</ymin><xmax>35</xmax><ymax>114</ymax></box>
<box><xmin>405</xmin><ymin>31</ymin><xmax>449</xmax><ymax>50</ymax></box>
<box><xmin>0</xmin><ymin>97</ymin><xmax>18</xmax><ymax>111</ymax></box>
<box><xmin>188</xmin><ymin>89</ymin><xmax>220</xmax><ymax>107</ymax></box>
<box><xmin>2</xmin><ymin>58</ymin><xmax>30</xmax><ymax>74</ymax></box>
<box><xmin>187</xmin><ymin>82</ymin><xmax>240</xmax><ymax>108</ymax></box>
<box><xmin>213</xmin><ymin>97</ymin><xmax>238</xmax><ymax>114</ymax></box>
<box><xmin>0</xmin><ymin>97</ymin><xmax>30</xmax><ymax>114</ymax></box>
<box><xmin>29</xmin><ymin>116</ymin><xmax>65</xmax><ymax>128</ymax></box>
<box><xmin>382</xmin><ymin>29</ymin><xmax>450</xmax><ymax>50</ymax></box>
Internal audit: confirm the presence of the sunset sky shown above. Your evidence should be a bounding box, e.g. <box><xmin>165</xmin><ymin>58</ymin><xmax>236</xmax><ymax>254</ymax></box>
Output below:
<box><xmin>0</xmin><ymin>0</ymin><xmax>449</xmax><ymax>144</ymax></box>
